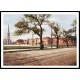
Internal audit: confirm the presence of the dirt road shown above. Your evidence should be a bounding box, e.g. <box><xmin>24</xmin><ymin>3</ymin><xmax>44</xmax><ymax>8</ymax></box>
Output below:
<box><xmin>3</xmin><ymin>47</ymin><xmax>76</xmax><ymax>66</ymax></box>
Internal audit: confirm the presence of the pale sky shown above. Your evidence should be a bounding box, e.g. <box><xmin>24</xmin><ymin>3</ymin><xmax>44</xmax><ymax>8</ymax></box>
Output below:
<box><xmin>3</xmin><ymin>13</ymin><xmax>77</xmax><ymax>42</ymax></box>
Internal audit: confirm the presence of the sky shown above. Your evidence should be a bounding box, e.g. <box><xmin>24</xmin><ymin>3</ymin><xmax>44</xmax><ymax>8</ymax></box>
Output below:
<box><xmin>2</xmin><ymin>13</ymin><xmax>77</xmax><ymax>42</ymax></box>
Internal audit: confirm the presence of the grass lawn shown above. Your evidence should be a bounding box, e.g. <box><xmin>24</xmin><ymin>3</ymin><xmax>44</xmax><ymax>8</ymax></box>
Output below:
<box><xmin>3</xmin><ymin>46</ymin><xmax>40</xmax><ymax>50</ymax></box>
<box><xmin>3</xmin><ymin>45</ymin><xmax>75</xmax><ymax>50</ymax></box>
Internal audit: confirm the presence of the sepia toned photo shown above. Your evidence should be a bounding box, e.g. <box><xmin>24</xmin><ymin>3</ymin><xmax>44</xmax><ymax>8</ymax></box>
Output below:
<box><xmin>1</xmin><ymin>12</ymin><xmax>79</xmax><ymax>68</ymax></box>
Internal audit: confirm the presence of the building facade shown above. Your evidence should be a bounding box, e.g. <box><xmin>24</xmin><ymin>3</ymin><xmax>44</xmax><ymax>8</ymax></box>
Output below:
<box><xmin>16</xmin><ymin>37</ymin><xmax>75</xmax><ymax>46</ymax></box>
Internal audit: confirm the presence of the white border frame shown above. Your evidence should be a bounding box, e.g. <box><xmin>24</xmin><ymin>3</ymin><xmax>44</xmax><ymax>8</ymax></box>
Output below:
<box><xmin>1</xmin><ymin>12</ymin><xmax>79</xmax><ymax>68</ymax></box>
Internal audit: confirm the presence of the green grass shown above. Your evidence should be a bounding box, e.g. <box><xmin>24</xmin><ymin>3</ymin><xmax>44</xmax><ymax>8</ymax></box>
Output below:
<box><xmin>4</xmin><ymin>45</ymin><xmax>74</xmax><ymax>50</ymax></box>
<box><xmin>4</xmin><ymin>46</ymin><xmax>40</xmax><ymax>50</ymax></box>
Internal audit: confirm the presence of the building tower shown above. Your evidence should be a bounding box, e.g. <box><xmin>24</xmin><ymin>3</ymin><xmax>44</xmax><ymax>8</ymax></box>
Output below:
<box><xmin>7</xmin><ymin>24</ymin><xmax>11</xmax><ymax>44</ymax></box>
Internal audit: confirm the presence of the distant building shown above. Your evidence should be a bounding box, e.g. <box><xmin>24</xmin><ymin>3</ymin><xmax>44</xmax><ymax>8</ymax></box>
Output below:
<box><xmin>16</xmin><ymin>37</ymin><xmax>75</xmax><ymax>46</ymax></box>
<box><xmin>3</xmin><ymin>38</ymin><xmax>7</xmax><ymax>44</ymax></box>
<box><xmin>3</xmin><ymin>24</ymin><xmax>12</xmax><ymax>45</ymax></box>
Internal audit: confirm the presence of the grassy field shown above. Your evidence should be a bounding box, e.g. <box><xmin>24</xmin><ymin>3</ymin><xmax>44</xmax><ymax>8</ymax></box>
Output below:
<box><xmin>3</xmin><ymin>46</ymin><xmax>40</xmax><ymax>50</ymax></box>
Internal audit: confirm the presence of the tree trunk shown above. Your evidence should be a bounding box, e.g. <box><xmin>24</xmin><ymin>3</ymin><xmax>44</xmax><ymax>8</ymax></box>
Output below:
<box><xmin>51</xmin><ymin>26</ymin><xmax>52</xmax><ymax>48</ymax></box>
<box><xmin>40</xmin><ymin>27</ymin><xmax>43</xmax><ymax>50</ymax></box>
<box><xmin>56</xmin><ymin>35</ymin><xmax>59</xmax><ymax>48</ymax></box>
<box><xmin>66</xmin><ymin>39</ymin><xmax>69</xmax><ymax>47</ymax></box>
<box><xmin>75</xmin><ymin>27</ymin><xmax>76</xmax><ymax>46</ymax></box>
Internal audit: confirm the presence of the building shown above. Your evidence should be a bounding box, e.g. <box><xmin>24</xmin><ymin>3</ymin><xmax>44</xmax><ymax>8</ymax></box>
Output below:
<box><xmin>3</xmin><ymin>24</ymin><xmax>12</xmax><ymax>45</ymax></box>
<box><xmin>3</xmin><ymin>38</ymin><xmax>8</xmax><ymax>45</ymax></box>
<box><xmin>16</xmin><ymin>37</ymin><xmax>75</xmax><ymax>46</ymax></box>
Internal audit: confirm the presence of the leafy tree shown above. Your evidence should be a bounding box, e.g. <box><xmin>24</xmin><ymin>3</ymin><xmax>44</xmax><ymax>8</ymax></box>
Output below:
<box><xmin>15</xmin><ymin>14</ymin><xmax>51</xmax><ymax>49</ymax></box>
<box><xmin>48</xmin><ymin>22</ymin><xmax>62</xmax><ymax>48</ymax></box>
<box><xmin>62</xmin><ymin>29</ymin><xmax>73</xmax><ymax>47</ymax></box>
<box><xmin>71</xmin><ymin>18</ymin><xmax>77</xmax><ymax>46</ymax></box>
<box><xmin>16</xmin><ymin>39</ymin><xmax>24</xmax><ymax>46</ymax></box>
<box><xmin>71</xmin><ymin>18</ymin><xmax>77</xmax><ymax>34</ymax></box>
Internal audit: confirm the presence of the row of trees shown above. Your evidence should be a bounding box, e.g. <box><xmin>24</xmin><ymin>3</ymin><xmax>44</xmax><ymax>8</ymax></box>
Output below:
<box><xmin>48</xmin><ymin>18</ymin><xmax>77</xmax><ymax>48</ymax></box>
<box><xmin>15</xmin><ymin>14</ymin><xmax>77</xmax><ymax>50</ymax></box>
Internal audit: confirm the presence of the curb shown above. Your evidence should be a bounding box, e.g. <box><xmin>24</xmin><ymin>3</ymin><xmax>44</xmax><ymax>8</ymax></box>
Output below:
<box><xmin>4</xmin><ymin>48</ymin><xmax>40</xmax><ymax>53</ymax></box>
